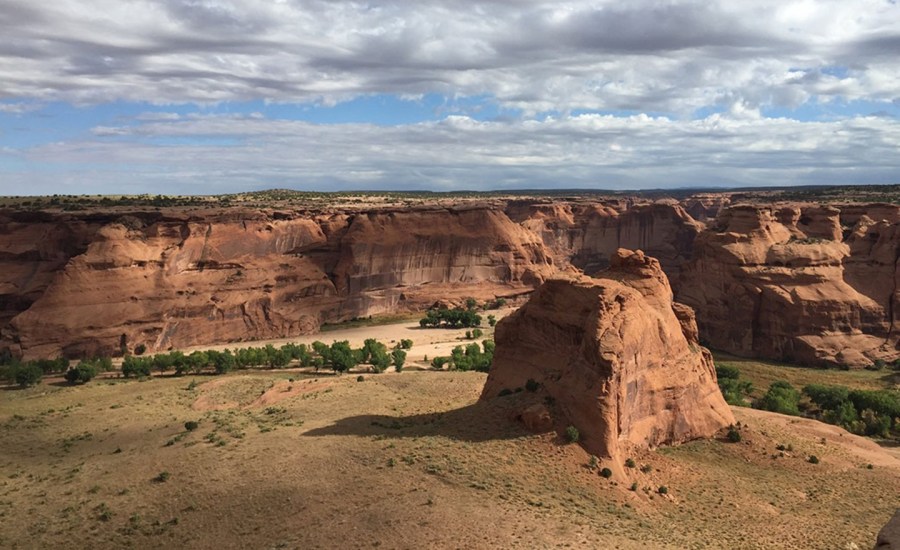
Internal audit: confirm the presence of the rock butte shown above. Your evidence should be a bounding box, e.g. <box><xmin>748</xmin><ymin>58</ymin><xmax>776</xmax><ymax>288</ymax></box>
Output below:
<box><xmin>481</xmin><ymin>248</ymin><xmax>735</xmax><ymax>460</ymax></box>
<box><xmin>1</xmin><ymin>198</ymin><xmax>898</xmax><ymax>367</ymax></box>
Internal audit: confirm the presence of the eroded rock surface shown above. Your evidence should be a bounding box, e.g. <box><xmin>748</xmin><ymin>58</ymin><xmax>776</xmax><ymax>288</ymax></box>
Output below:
<box><xmin>1</xmin><ymin>206</ymin><xmax>554</xmax><ymax>359</ymax></box>
<box><xmin>481</xmin><ymin>248</ymin><xmax>734</xmax><ymax>459</ymax></box>
<box><xmin>677</xmin><ymin>204</ymin><xmax>900</xmax><ymax>367</ymax></box>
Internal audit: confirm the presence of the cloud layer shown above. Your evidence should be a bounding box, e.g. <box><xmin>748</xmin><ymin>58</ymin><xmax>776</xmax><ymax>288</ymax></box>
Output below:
<box><xmin>1</xmin><ymin>0</ymin><xmax>899</xmax><ymax>193</ymax></box>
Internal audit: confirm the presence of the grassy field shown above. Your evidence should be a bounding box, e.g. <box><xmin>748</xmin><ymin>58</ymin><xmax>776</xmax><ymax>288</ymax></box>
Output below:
<box><xmin>712</xmin><ymin>352</ymin><xmax>899</xmax><ymax>399</ymax></box>
<box><xmin>1</xmin><ymin>365</ymin><xmax>897</xmax><ymax>549</ymax></box>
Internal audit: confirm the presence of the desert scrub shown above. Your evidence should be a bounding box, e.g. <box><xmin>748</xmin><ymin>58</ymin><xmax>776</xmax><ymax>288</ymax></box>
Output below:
<box><xmin>152</xmin><ymin>471</ymin><xmax>170</xmax><ymax>483</ymax></box>
<box><xmin>726</xmin><ymin>425</ymin><xmax>742</xmax><ymax>443</ymax></box>
<box><xmin>565</xmin><ymin>425</ymin><xmax>580</xmax><ymax>443</ymax></box>
<box><xmin>624</xmin><ymin>458</ymin><xmax>636</xmax><ymax>468</ymax></box>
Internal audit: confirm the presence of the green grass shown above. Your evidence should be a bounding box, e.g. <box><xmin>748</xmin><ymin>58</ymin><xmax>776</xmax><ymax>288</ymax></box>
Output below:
<box><xmin>712</xmin><ymin>352</ymin><xmax>897</xmax><ymax>400</ymax></box>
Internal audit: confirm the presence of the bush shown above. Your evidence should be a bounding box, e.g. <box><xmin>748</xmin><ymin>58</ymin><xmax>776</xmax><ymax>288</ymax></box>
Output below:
<box><xmin>565</xmin><ymin>425</ymin><xmax>580</xmax><ymax>443</ymax></box>
<box><xmin>756</xmin><ymin>380</ymin><xmax>801</xmax><ymax>416</ymax></box>
<box><xmin>726</xmin><ymin>425</ymin><xmax>742</xmax><ymax>443</ymax></box>
<box><xmin>498</xmin><ymin>388</ymin><xmax>513</xmax><ymax>397</ymax></box>
<box><xmin>658</xmin><ymin>486</ymin><xmax>669</xmax><ymax>495</ymax></box>
<box><xmin>399</xmin><ymin>339</ymin><xmax>413</xmax><ymax>350</ymax></box>
<box><xmin>471</xmin><ymin>328</ymin><xmax>483</xmax><ymax>339</ymax></box>
<box><xmin>803</xmin><ymin>384</ymin><xmax>850</xmax><ymax>411</ymax></box>
<box><xmin>13</xmin><ymin>364</ymin><xmax>42</xmax><ymax>387</ymax></box>
<box><xmin>65</xmin><ymin>363</ymin><xmax>98</xmax><ymax>384</ymax></box>
<box><xmin>525</xmin><ymin>378</ymin><xmax>540</xmax><ymax>392</ymax></box>
<box><xmin>152</xmin><ymin>471</ymin><xmax>170</xmax><ymax>483</ymax></box>
<box><xmin>715</xmin><ymin>364</ymin><xmax>740</xmax><ymax>380</ymax></box>
<box><xmin>640</xmin><ymin>464</ymin><xmax>652</xmax><ymax>473</ymax></box>
<box><xmin>356</xmin><ymin>375</ymin><xmax>365</xmax><ymax>382</ymax></box>
<box><xmin>184</xmin><ymin>421</ymin><xmax>199</xmax><ymax>431</ymax></box>
<box><xmin>391</xmin><ymin>349</ymin><xmax>406</xmax><ymax>372</ymax></box>
<box><xmin>134</xmin><ymin>344</ymin><xmax>147</xmax><ymax>356</ymax></box>
<box><xmin>630</xmin><ymin>482</ymin><xmax>639</xmax><ymax>491</ymax></box>
<box><xmin>625</xmin><ymin>458</ymin><xmax>636</xmax><ymax>468</ymax></box>
<box><xmin>808</xmin><ymin>455</ymin><xmax>820</xmax><ymax>464</ymax></box>
<box><xmin>487</xmin><ymin>315</ymin><xmax>497</xmax><ymax>327</ymax></box>
<box><xmin>599</xmin><ymin>467</ymin><xmax>613</xmax><ymax>479</ymax></box>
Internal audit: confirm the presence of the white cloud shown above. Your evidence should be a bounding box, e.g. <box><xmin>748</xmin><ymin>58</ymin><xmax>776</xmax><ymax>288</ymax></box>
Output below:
<box><xmin>0</xmin><ymin>0</ymin><xmax>898</xmax><ymax>113</ymax></box>
<box><xmin>1</xmin><ymin>111</ymin><xmax>897</xmax><ymax>194</ymax></box>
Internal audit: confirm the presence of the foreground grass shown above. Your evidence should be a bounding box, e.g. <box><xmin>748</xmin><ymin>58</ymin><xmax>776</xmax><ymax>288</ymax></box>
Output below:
<box><xmin>0</xmin><ymin>368</ymin><xmax>897</xmax><ymax>549</ymax></box>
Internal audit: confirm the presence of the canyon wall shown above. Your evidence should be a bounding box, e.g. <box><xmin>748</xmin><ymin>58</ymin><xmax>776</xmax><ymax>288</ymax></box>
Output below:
<box><xmin>2</xmin><ymin>198</ymin><xmax>899</xmax><ymax>367</ymax></box>
<box><xmin>677</xmin><ymin>204</ymin><xmax>900</xmax><ymax>367</ymax></box>
<box><xmin>0</xmin><ymin>206</ymin><xmax>555</xmax><ymax>359</ymax></box>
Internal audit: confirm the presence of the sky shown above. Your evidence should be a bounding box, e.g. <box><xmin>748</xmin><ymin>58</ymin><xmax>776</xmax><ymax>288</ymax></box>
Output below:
<box><xmin>1</xmin><ymin>0</ymin><xmax>899</xmax><ymax>195</ymax></box>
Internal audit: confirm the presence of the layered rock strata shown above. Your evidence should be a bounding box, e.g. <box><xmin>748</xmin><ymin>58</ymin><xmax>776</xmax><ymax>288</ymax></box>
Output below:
<box><xmin>481</xmin><ymin>248</ymin><xmax>734</xmax><ymax>459</ymax></box>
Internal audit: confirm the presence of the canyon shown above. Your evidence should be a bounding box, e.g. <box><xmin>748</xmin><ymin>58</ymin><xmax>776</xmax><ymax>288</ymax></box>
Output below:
<box><xmin>1</xmin><ymin>192</ymin><xmax>898</xmax><ymax>368</ymax></box>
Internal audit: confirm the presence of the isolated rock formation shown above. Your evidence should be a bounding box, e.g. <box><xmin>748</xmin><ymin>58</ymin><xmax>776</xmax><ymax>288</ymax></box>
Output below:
<box><xmin>481</xmin><ymin>248</ymin><xmax>734</xmax><ymax>459</ymax></box>
<box><xmin>677</xmin><ymin>204</ymin><xmax>900</xmax><ymax>367</ymax></box>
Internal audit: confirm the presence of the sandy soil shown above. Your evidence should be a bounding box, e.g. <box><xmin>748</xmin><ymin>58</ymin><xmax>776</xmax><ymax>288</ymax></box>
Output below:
<box><xmin>1</xmin><ymin>314</ymin><xmax>898</xmax><ymax>549</ymax></box>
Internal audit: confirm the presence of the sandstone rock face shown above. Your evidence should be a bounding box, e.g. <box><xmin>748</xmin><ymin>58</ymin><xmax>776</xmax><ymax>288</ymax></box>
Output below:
<box><xmin>507</xmin><ymin>200</ymin><xmax>703</xmax><ymax>288</ymax></box>
<box><xmin>677</xmin><ymin>204</ymin><xmax>900</xmax><ymax>367</ymax></box>
<box><xmin>1</xmin><ymin>207</ymin><xmax>555</xmax><ymax>359</ymax></box>
<box><xmin>481</xmin><ymin>249</ymin><xmax>734</xmax><ymax>459</ymax></box>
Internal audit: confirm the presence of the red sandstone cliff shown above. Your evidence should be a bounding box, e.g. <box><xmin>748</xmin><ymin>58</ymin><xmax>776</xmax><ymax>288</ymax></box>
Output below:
<box><xmin>1</xmin><ymin>206</ymin><xmax>555</xmax><ymax>359</ymax></box>
<box><xmin>677</xmin><ymin>204</ymin><xmax>900</xmax><ymax>367</ymax></box>
<box><xmin>481</xmin><ymin>249</ymin><xmax>734</xmax><ymax>459</ymax></box>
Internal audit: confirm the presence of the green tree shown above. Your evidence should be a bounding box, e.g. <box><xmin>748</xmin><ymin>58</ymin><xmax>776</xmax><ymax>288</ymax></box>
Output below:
<box><xmin>756</xmin><ymin>380</ymin><xmax>801</xmax><ymax>416</ymax></box>
<box><xmin>13</xmin><ymin>364</ymin><xmax>43</xmax><ymax>387</ymax></box>
<box><xmin>391</xmin><ymin>349</ymin><xmax>406</xmax><ymax>372</ymax></box>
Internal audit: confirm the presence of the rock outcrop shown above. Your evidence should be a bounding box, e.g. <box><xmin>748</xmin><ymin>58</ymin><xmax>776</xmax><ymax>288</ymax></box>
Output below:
<box><xmin>481</xmin><ymin>248</ymin><xmax>734</xmax><ymax>459</ymax></box>
<box><xmin>1</xmin><ymin>206</ymin><xmax>555</xmax><ymax>359</ymax></box>
<box><xmin>876</xmin><ymin>510</ymin><xmax>900</xmax><ymax>549</ymax></box>
<box><xmin>677</xmin><ymin>204</ymin><xmax>900</xmax><ymax>367</ymax></box>
<box><xmin>507</xmin><ymin>200</ymin><xmax>703</xmax><ymax>289</ymax></box>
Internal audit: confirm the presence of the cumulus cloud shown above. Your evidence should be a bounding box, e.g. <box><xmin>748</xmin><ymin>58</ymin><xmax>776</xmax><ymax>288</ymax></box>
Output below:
<box><xmin>0</xmin><ymin>0</ymin><xmax>898</xmax><ymax>113</ymax></box>
<box><xmin>1</xmin><ymin>0</ymin><xmax>899</xmax><ymax>193</ymax></box>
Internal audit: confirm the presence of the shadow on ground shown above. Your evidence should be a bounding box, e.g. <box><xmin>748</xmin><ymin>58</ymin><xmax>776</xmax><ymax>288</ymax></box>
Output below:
<box><xmin>303</xmin><ymin>399</ymin><xmax>533</xmax><ymax>443</ymax></box>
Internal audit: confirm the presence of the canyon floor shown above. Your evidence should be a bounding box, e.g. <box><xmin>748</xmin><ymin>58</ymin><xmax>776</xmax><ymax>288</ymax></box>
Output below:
<box><xmin>1</xmin><ymin>318</ymin><xmax>899</xmax><ymax>549</ymax></box>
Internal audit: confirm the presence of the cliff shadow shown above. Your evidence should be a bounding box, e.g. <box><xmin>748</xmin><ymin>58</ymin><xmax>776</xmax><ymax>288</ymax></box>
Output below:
<box><xmin>303</xmin><ymin>399</ymin><xmax>532</xmax><ymax>443</ymax></box>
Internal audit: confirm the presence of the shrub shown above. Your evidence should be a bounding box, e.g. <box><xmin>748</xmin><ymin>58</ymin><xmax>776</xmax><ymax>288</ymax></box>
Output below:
<box><xmin>471</xmin><ymin>328</ymin><xmax>483</xmax><ymax>339</ymax></box>
<box><xmin>808</xmin><ymin>455</ymin><xmax>820</xmax><ymax>464</ymax></box>
<box><xmin>153</xmin><ymin>471</ymin><xmax>170</xmax><ymax>483</ymax></box>
<box><xmin>356</xmin><ymin>375</ymin><xmax>365</xmax><ymax>382</ymax></box>
<box><xmin>134</xmin><ymin>344</ymin><xmax>147</xmax><ymax>356</ymax></box>
<box><xmin>625</xmin><ymin>458</ymin><xmax>636</xmax><ymax>468</ymax></box>
<box><xmin>184</xmin><ymin>421</ymin><xmax>199</xmax><ymax>431</ymax></box>
<box><xmin>391</xmin><ymin>349</ymin><xmax>406</xmax><ymax>372</ymax></box>
<box><xmin>803</xmin><ymin>384</ymin><xmax>850</xmax><ymax>411</ymax></box>
<box><xmin>399</xmin><ymin>339</ymin><xmax>413</xmax><ymax>350</ymax></box>
<box><xmin>525</xmin><ymin>378</ymin><xmax>540</xmax><ymax>392</ymax></box>
<box><xmin>715</xmin><ymin>364</ymin><xmax>740</xmax><ymax>380</ymax></box>
<box><xmin>487</xmin><ymin>315</ymin><xmax>497</xmax><ymax>327</ymax></box>
<box><xmin>65</xmin><ymin>363</ymin><xmax>98</xmax><ymax>384</ymax></box>
<box><xmin>13</xmin><ymin>364</ymin><xmax>43</xmax><ymax>387</ymax></box>
<box><xmin>599</xmin><ymin>467</ymin><xmax>613</xmax><ymax>479</ymax></box>
<box><xmin>630</xmin><ymin>482</ymin><xmax>639</xmax><ymax>491</ymax></box>
<box><xmin>726</xmin><ymin>425</ymin><xmax>742</xmax><ymax>443</ymax></box>
<box><xmin>498</xmin><ymin>388</ymin><xmax>513</xmax><ymax>397</ymax></box>
<box><xmin>658</xmin><ymin>486</ymin><xmax>668</xmax><ymax>495</ymax></box>
<box><xmin>565</xmin><ymin>425</ymin><xmax>580</xmax><ymax>443</ymax></box>
<box><xmin>588</xmin><ymin>455</ymin><xmax>598</xmax><ymax>469</ymax></box>
<box><xmin>756</xmin><ymin>380</ymin><xmax>801</xmax><ymax>416</ymax></box>
<box><xmin>640</xmin><ymin>464</ymin><xmax>652</xmax><ymax>474</ymax></box>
